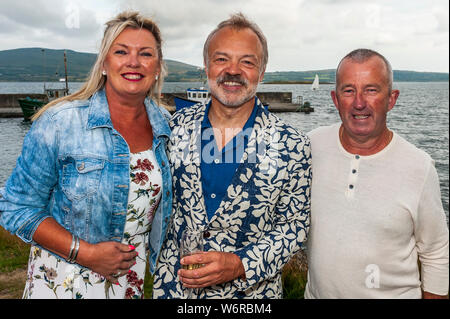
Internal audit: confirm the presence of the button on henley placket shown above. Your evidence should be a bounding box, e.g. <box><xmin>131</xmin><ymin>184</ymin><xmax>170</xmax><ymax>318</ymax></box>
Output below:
<box><xmin>346</xmin><ymin>154</ymin><xmax>361</xmax><ymax>200</ymax></box>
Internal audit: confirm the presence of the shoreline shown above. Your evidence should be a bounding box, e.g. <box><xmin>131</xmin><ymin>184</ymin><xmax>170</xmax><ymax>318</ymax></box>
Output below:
<box><xmin>263</xmin><ymin>81</ymin><xmax>334</xmax><ymax>85</ymax></box>
<box><xmin>0</xmin><ymin>108</ymin><xmax>23</xmax><ymax>118</ymax></box>
<box><xmin>0</xmin><ymin>104</ymin><xmax>312</xmax><ymax>118</ymax></box>
<box><xmin>0</xmin><ymin>91</ymin><xmax>312</xmax><ymax>118</ymax></box>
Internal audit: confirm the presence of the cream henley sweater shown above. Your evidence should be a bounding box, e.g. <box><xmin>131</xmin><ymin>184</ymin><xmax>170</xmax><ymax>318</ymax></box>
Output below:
<box><xmin>305</xmin><ymin>123</ymin><xmax>449</xmax><ymax>299</ymax></box>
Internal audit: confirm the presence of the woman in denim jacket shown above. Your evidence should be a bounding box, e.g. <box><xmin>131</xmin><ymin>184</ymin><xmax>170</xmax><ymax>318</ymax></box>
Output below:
<box><xmin>0</xmin><ymin>11</ymin><xmax>172</xmax><ymax>299</ymax></box>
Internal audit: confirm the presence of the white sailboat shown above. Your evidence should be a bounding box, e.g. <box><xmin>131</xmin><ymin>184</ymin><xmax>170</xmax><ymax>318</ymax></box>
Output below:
<box><xmin>311</xmin><ymin>74</ymin><xmax>319</xmax><ymax>90</ymax></box>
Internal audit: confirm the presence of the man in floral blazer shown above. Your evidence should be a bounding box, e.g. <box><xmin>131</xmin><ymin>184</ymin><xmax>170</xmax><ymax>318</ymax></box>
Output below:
<box><xmin>152</xmin><ymin>13</ymin><xmax>312</xmax><ymax>299</ymax></box>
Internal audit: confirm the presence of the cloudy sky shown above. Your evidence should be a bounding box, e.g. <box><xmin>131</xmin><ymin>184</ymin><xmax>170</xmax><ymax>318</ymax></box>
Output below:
<box><xmin>0</xmin><ymin>0</ymin><xmax>448</xmax><ymax>72</ymax></box>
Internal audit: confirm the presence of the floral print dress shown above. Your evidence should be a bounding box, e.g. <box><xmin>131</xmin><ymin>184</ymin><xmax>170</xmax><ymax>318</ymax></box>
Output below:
<box><xmin>23</xmin><ymin>149</ymin><xmax>162</xmax><ymax>299</ymax></box>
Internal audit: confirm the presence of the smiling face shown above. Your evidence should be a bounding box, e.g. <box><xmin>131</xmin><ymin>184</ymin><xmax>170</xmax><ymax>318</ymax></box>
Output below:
<box><xmin>332</xmin><ymin>56</ymin><xmax>399</xmax><ymax>148</ymax></box>
<box><xmin>103</xmin><ymin>27</ymin><xmax>161</xmax><ymax>101</ymax></box>
<box><xmin>205</xmin><ymin>26</ymin><xmax>265</xmax><ymax>109</ymax></box>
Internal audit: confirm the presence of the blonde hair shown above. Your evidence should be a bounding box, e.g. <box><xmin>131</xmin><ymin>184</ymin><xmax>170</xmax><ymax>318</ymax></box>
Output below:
<box><xmin>32</xmin><ymin>11</ymin><xmax>167</xmax><ymax>121</ymax></box>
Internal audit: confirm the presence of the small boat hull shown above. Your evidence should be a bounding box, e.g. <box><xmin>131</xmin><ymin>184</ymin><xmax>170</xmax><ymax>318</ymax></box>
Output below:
<box><xmin>18</xmin><ymin>98</ymin><xmax>45</xmax><ymax>121</ymax></box>
<box><xmin>174</xmin><ymin>95</ymin><xmax>199</xmax><ymax>111</ymax></box>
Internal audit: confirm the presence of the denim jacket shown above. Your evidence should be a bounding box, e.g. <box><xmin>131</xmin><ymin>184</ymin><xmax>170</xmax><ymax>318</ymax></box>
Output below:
<box><xmin>0</xmin><ymin>89</ymin><xmax>173</xmax><ymax>273</ymax></box>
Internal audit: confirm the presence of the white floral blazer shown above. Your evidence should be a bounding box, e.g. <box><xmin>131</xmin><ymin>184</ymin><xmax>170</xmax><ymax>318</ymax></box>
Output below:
<box><xmin>152</xmin><ymin>98</ymin><xmax>312</xmax><ymax>299</ymax></box>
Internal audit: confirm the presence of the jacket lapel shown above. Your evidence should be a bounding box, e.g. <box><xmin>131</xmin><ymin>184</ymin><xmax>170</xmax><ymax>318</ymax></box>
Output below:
<box><xmin>207</xmin><ymin>98</ymin><xmax>272</xmax><ymax>225</ymax></box>
<box><xmin>187</xmin><ymin>104</ymin><xmax>209</xmax><ymax>226</ymax></box>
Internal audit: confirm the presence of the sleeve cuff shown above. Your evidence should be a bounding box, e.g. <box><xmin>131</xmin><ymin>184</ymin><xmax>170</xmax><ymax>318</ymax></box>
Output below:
<box><xmin>421</xmin><ymin>264</ymin><xmax>449</xmax><ymax>296</ymax></box>
<box><xmin>16</xmin><ymin>213</ymin><xmax>52</xmax><ymax>243</ymax></box>
<box><xmin>231</xmin><ymin>247</ymin><xmax>259</xmax><ymax>292</ymax></box>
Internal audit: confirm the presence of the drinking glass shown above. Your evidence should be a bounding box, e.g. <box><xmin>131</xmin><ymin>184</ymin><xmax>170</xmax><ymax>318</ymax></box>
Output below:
<box><xmin>180</xmin><ymin>229</ymin><xmax>204</xmax><ymax>298</ymax></box>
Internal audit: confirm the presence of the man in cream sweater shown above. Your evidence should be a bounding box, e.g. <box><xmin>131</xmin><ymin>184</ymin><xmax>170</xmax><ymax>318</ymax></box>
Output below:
<box><xmin>305</xmin><ymin>49</ymin><xmax>449</xmax><ymax>299</ymax></box>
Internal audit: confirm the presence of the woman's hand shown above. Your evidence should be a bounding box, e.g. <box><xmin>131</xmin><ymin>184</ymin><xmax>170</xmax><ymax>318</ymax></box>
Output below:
<box><xmin>32</xmin><ymin>218</ymin><xmax>138</xmax><ymax>284</ymax></box>
<box><xmin>78</xmin><ymin>241</ymin><xmax>138</xmax><ymax>284</ymax></box>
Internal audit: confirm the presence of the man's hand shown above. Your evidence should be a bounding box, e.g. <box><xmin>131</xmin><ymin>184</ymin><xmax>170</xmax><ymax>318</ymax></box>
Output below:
<box><xmin>178</xmin><ymin>251</ymin><xmax>245</xmax><ymax>288</ymax></box>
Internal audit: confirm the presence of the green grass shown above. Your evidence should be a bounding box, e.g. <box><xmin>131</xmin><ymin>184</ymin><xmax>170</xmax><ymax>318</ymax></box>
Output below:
<box><xmin>0</xmin><ymin>228</ymin><xmax>29</xmax><ymax>298</ymax></box>
<box><xmin>282</xmin><ymin>267</ymin><xmax>307</xmax><ymax>299</ymax></box>
<box><xmin>0</xmin><ymin>228</ymin><xmax>30</xmax><ymax>273</ymax></box>
<box><xmin>143</xmin><ymin>265</ymin><xmax>154</xmax><ymax>299</ymax></box>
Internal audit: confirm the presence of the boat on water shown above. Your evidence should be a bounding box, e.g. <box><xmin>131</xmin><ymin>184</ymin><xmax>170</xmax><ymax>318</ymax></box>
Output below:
<box><xmin>18</xmin><ymin>50</ymin><xmax>70</xmax><ymax>121</ymax></box>
<box><xmin>170</xmin><ymin>87</ymin><xmax>314</xmax><ymax>113</ymax></box>
<box><xmin>18</xmin><ymin>88</ymin><xmax>68</xmax><ymax>121</ymax></box>
<box><xmin>311</xmin><ymin>74</ymin><xmax>319</xmax><ymax>90</ymax></box>
<box><xmin>173</xmin><ymin>87</ymin><xmax>210</xmax><ymax>111</ymax></box>
<box><xmin>297</xmin><ymin>101</ymin><xmax>314</xmax><ymax>114</ymax></box>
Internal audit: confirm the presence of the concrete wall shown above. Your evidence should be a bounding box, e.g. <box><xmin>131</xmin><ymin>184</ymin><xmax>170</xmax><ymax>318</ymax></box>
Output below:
<box><xmin>256</xmin><ymin>92</ymin><xmax>292</xmax><ymax>104</ymax></box>
<box><xmin>162</xmin><ymin>91</ymin><xmax>293</xmax><ymax>106</ymax></box>
<box><xmin>0</xmin><ymin>91</ymin><xmax>293</xmax><ymax>109</ymax></box>
<box><xmin>0</xmin><ymin>94</ymin><xmax>48</xmax><ymax>108</ymax></box>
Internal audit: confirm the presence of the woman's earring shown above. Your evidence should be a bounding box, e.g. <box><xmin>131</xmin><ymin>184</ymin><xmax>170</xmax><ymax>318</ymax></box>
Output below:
<box><xmin>102</xmin><ymin>70</ymin><xmax>107</xmax><ymax>76</ymax></box>
<box><xmin>155</xmin><ymin>75</ymin><xmax>159</xmax><ymax>81</ymax></box>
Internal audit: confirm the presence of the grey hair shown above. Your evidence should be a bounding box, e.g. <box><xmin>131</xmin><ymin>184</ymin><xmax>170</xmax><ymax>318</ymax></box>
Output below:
<box><xmin>203</xmin><ymin>12</ymin><xmax>268</xmax><ymax>72</ymax></box>
<box><xmin>335</xmin><ymin>48</ymin><xmax>393</xmax><ymax>91</ymax></box>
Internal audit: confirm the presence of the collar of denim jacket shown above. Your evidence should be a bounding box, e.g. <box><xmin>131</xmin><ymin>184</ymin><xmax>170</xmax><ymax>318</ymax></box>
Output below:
<box><xmin>144</xmin><ymin>98</ymin><xmax>171</xmax><ymax>140</ymax></box>
<box><xmin>86</xmin><ymin>89</ymin><xmax>114</xmax><ymax>129</ymax></box>
<box><xmin>86</xmin><ymin>89</ymin><xmax>170</xmax><ymax>140</ymax></box>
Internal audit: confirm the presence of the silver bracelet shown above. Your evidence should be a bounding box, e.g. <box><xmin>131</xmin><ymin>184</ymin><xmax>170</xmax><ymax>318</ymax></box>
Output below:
<box><xmin>71</xmin><ymin>236</ymin><xmax>80</xmax><ymax>263</ymax></box>
<box><xmin>67</xmin><ymin>235</ymin><xmax>80</xmax><ymax>263</ymax></box>
<box><xmin>67</xmin><ymin>234</ymin><xmax>76</xmax><ymax>262</ymax></box>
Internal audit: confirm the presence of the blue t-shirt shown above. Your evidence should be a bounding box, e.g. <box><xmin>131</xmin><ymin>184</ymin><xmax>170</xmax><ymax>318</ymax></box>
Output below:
<box><xmin>200</xmin><ymin>98</ymin><xmax>259</xmax><ymax>220</ymax></box>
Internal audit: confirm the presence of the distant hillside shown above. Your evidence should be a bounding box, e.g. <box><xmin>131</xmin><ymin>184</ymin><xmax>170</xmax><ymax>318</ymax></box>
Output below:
<box><xmin>0</xmin><ymin>48</ymin><xmax>204</xmax><ymax>82</ymax></box>
<box><xmin>392</xmin><ymin>70</ymin><xmax>449</xmax><ymax>82</ymax></box>
<box><xmin>263</xmin><ymin>69</ymin><xmax>449</xmax><ymax>83</ymax></box>
<box><xmin>263</xmin><ymin>69</ymin><xmax>336</xmax><ymax>84</ymax></box>
<box><xmin>164</xmin><ymin>59</ymin><xmax>205</xmax><ymax>82</ymax></box>
<box><xmin>0</xmin><ymin>48</ymin><xmax>448</xmax><ymax>83</ymax></box>
<box><xmin>0</xmin><ymin>48</ymin><xmax>96</xmax><ymax>82</ymax></box>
